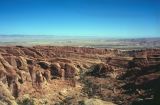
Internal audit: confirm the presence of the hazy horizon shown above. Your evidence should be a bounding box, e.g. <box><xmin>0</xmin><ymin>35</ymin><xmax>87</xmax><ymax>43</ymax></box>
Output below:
<box><xmin>0</xmin><ymin>34</ymin><xmax>160</xmax><ymax>39</ymax></box>
<box><xmin>0</xmin><ymin>35</ymin><xmax>159</xmax><ymax>49</ymax></box>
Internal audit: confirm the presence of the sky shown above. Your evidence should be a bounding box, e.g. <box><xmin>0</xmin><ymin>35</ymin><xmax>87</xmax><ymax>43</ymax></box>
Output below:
<box><xmin>0</xmin><ymin>0</ymin><xmax>160</xmax><ymax>38</ymax></box>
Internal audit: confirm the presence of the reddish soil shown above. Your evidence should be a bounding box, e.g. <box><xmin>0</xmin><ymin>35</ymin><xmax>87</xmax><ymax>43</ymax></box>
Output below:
<box><xmin>0</xmin><ymin>46</ymin><xmax>160</xmax><ymax>105</ymax></box>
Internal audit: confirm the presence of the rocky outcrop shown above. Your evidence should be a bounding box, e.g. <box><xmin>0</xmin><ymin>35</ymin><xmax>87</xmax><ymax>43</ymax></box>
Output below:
<box><xmin>16</xmin><ymin>56</ymin><xmax>28</xmax><ymax>71</ymax></box>
<box><xmin>64</xmin><ymin>63</ymin><xmax>78</xmax><ymax>78</ymax></box>
<box><xmin>28</xmin><ymin>64</ymin><xmax>44</xmax><ymax>88</ymax></box>
<box><xmin>0</xmin><ymin>55</ymin><xmax>20</xmax><ymax>98</ymax></box>
<box><xmin>50</xmin><ymin>63</ymin><xmax>78</xmax><ymax>79</ymax></box>
<box><xmin>88</xmin><ymin>63</ymin><xmax>114</xmax><ymax>77</ymax></box>
<box><xmin>50</xmin><ymin>63</ymin><xmax>62</xmax><ymax>79</ymax></box>
<box><xmin>38</xmin><ymin>61</ymin><xmax>50</xmax><ymax>69</ymax></box>
<box><xmin>0</xmin><ymin>81</ymin><xmax>18</xmax><ymax>105</ymax></box>
<box><xmin>0</xmin><ymin>46</ymin><xmax>160</xmax><ymax>105</ymax></box>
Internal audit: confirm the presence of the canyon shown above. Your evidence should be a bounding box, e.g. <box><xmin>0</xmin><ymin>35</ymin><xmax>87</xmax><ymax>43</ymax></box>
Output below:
<box><xmin>0</xmin><ymin>46</ymin><xmax>160</xmax><ymax>105</ymax></box>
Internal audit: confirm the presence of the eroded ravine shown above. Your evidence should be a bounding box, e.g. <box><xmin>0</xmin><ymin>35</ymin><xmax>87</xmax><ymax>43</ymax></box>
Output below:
<box><xmin>0</xmin><ymin>46</ymin><xmax>160</xmax><ymax>105</ymax></box>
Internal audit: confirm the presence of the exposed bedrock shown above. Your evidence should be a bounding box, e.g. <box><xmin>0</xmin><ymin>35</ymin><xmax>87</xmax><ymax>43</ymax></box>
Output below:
<box><xmin>0</xmin><ymin>46</ymin><xmax>160</xmax><ymax>105</ymax></box>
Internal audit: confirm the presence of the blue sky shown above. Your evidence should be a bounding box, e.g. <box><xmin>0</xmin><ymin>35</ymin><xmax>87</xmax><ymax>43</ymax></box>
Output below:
<box><xmin>0</xmin><ymin>0</ymin><xmax>159</xmax><ymax>38</ymax></box>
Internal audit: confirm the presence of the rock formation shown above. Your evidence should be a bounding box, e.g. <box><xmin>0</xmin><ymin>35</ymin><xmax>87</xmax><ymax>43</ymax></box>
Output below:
<box><xmin>0</xmin><ymin>46</ymin><xmax>159</xmax><ymax>105</ymax></box>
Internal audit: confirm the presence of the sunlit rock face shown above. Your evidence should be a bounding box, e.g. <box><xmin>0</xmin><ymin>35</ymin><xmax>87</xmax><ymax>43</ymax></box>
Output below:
<box><xmin>0</xmin><ymin>46</ymin><xmax>160</xmax><ymax>105</ymax></box>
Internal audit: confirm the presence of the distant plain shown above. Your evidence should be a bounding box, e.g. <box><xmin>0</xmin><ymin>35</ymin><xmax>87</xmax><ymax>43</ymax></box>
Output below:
<box><xmin>0</xmin><ymin>35</ymin><xmax>160</xmax><ymax>49</ymax></box>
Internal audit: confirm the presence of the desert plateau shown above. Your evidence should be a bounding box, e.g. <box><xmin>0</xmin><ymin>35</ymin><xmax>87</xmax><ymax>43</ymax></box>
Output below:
<box><xmin>0</xmin><ymin>45</ymin><xmax>160</xmax><ymax>105</ymax></box>
<box><xmin>0</xmin><ymin>0</ymin><xmax>160</xmax><ymax>104</ymax></box>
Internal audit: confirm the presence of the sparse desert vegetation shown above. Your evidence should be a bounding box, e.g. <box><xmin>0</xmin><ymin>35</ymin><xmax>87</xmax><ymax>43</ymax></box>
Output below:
<box><xmin>0</xmin><ymin>0</ymin><xmax>159</xmax><ymax>104</ymax></box>
<box><xmin>0</xmin><ymin>46</ymin><xmax>160</xmax><ymax>105</ymax></box>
